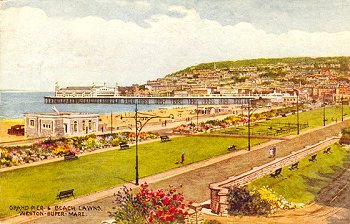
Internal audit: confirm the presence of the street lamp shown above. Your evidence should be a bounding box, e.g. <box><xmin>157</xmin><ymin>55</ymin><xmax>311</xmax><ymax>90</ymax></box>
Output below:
<box><xmin>323</xmin><ymin>95</ymin><xmax>326</xmax><ymax>126</ymax></box>
<box><xmin>247</xmin><ymin>98</ymin><xmax>262</xmax><ymax>151</ymax></box>
<box><xmin>295</xmin><ymin>90</ymin><xmax>300</xmax><ymax>135</ymax></box>
<box><xmin>247</xmin><ymin>99</ymin><xmax>252</xmax><ymax>151</ymax></box>
<box><xmin>341</xmin><ymin>95</ymin><xmax>344</xmax><ymax>122</ymax></box>
<box><xmin>121</xmin><ymin>103</ymin><xmax>173</xmax><ymax>185</ymax></box>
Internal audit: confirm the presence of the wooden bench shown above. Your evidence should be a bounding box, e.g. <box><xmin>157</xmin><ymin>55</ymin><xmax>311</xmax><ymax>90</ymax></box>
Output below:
<box><xmin>270</xmin><ymin>168</ymin><xmax>282</xmax><ymax>178</ymax></box>
<box><xmin>323</xmin><ymin>147</ymin><xmax>331</xmax><ymax>154</ymax></box>
<box><xmin>64</xmin><ymin>154</ymin><xmax>78</xmax><ymax>161</ymax></box>
<box><xmin>56</xmin><ymin>189</ymin><xmax>75</xmax><ymax>200</ymax></box>
<box><xmin>227</xmin><ymin>145</ymin><xmax>236</xmax><ymax>151</ymax></box>
<box><xmin>289</xmin><ymin>162</ymin><xmax>299</xmax><ymax>170</ymax></box>
<box><xmin>160</xmin><ymin>136</ymin><xmax>171</xmax><ymax>142</ymax></box>
<box><xmin>309</xmin><ymin>154</ymin><xmax>317</xmax><ymax>162</ymax></box>
<box><xmin>119</xmin><ymin>143</ymin><xmax>130</xmax><ymax>150</ymax></box>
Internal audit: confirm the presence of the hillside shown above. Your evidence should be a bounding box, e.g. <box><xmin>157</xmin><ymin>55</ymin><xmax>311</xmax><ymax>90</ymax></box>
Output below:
<box><xmin>168</xmin><ymin>56</ymin><xmax>350</xmax><ymax>76</ymax></box>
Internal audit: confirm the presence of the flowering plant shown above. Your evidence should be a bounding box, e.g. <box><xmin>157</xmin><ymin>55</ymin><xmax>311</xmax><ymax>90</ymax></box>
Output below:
<box><xmin>52</xmin><ymin>145</ymin><xmax>79</xmax><ymax>156</ymax></box>
<box><xmin>112</xmin><ymin>182</ymin><xmax>189</xmax><ymax>223</ymax></box>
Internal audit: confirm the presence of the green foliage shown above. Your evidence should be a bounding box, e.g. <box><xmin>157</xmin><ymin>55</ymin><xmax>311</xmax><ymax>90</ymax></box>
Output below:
<box><xmin>248</xmin><ymin>144</ymin><xmax>350</xmax><ymax>204</ymax></box>
<box><xmin>111</xmin><ymin>183</ymin><xmax>188</xmax><ymax>223</ymax></box>
<box><xmin>111</xmin><ymin>187</ymin><xmax>147</xmax><ymax>224</ymax></box>
<box><xmin>169</xmin><ymin>56</ymin><xmax>350</xmax><ymax>76</ymax></box>
<box><xmin>227</xmin><ymin>186</ymin><xmax>271</xmax><ymax>216</ymax></box>
<box><xmin>0</xmin><ymin>136</ymin><xmax>265</xmax><ymax>218</ymax></box>
<box><xmin>110</xmin><ymin>137</ymin><xmax>121</xmax><ymax>147</ymax></box>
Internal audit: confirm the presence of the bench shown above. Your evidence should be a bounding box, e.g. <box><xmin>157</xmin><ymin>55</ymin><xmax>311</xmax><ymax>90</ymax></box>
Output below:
<box><xmin>119</xmin><ymin>143</ymin><xmax>130</xmax><ymax>150</ymax></box>
<box><xmin>227</xmin><ymin>145</ymin><xmax>236</xmax><ymax>151</ymax></box>
<box><xmin>160</xmin><ymin>136</ymin><xmax>171</xmax><ymax>142</ymax></box>
<box><xmin>323</xmin><ymin>147</ymin><xmax>331</xmax><ymax>154</ymax></box>
<box><xmin>289</xmin><ymin>162</ymin><xmax>299</xmax><ymax>170</ymax></box>
<box><xmin>56</xmin><ymin>189</ymin><xmax>75</xmax><ymax>200</ymax></box>
<box><xmin>309</xmin><ymin>154</ymin><xmax>317</xmax><ymax>162</ymax></box>
<box><xmin>270</xmin><ymin>168</ymin><xmax>282</xmax><ymax>178</ymax></box>
<box><xmin>64</xmin><ymin>154</ymin><xmax>78</xmax><ymax>161</ymax></box>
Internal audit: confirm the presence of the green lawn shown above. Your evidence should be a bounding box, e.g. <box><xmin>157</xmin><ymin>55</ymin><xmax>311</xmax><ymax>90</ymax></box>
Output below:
<box><xmin>248</xmin><ymin>144</ymin><xmax>350</xmax><ymax>204</ymax></box>
<box><xmin>214</xmin><ymin>105</ymin><xmax>350</xmax><ymax>136</ymax></box>
<box><xmin>0</xmin><ymin>136</ymin><xmax>265</xmax><ymax>218</ymax></box>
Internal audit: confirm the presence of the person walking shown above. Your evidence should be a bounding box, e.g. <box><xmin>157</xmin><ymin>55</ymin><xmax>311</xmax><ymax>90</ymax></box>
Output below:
<box><xmin>269</xmin><ymin>148</ymin><xmax>274</xmax><ymax>158</ymax></box>
<box><xmin>181</xmin><ymin>152</ymin><xmax>185</xmax><ymax>164</ymax></box>
<box><xmin>272</xmin><ymin>146</ymin><xmax>277</xmax><ymax>158</ymax></box>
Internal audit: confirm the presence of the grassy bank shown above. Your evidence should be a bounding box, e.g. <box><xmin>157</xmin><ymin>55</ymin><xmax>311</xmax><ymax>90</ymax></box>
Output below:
<box><xmin>0</xmin><ymin>136</ymin><xmax>265</xmax><ymax>218</ymax></box>
<box><xmin>248</xmin><ymin>144</ymin><xmax>350</xmax><ymax>204</ymax></box>
<box><xmin>213</xmin><ymin>105</ymin><xmax>350</xmax><ymax>136</ymax></box>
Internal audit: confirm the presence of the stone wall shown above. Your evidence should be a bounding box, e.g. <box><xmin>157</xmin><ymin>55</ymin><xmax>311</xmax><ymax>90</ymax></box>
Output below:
<box><xmin>209</xmin><ymin>136</ymin><xmax>339</xmax><ymax>214</ymax></box>
<box><xmin>185</xmin><ymin>203</ymin><xmax>204</xmax><ymax>224</ymax></box>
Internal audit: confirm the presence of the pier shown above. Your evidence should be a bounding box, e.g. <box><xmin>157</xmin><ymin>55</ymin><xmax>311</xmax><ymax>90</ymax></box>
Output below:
<box><xmin>44</xmin><ymin>96</ymin><xmax>259</xmax><ymax>105</ymax></box>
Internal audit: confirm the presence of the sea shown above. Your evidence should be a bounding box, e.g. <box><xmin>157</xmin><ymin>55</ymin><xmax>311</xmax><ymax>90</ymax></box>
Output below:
<box><xmin>0</xmin><ymin>91</ymin><xmax>174</xmax><ymax>119</ymax></box>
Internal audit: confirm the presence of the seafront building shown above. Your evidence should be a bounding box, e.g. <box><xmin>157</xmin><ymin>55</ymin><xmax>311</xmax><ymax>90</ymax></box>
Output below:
<box><xmin>55</xmin><ymin>82</ymin><xmax>119</xmax><ymax>97</ymax></box>
<box><xmin>24</xmin><ymin>112</ymin><xmax>99</xmax><ymax>138</ymax></box>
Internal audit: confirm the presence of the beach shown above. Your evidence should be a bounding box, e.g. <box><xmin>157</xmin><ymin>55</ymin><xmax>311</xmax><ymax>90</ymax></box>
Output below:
<box><xmin>0</xmin><ymin>105</ymin><xmax>236</xmax><ymax>144</ymax></box>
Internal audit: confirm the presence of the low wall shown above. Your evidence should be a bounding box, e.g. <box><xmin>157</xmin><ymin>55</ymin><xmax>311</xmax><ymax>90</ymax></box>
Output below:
<box><xmin>209</xmin><ymin>136</ymin><xmax>339</xmax><ymax>214</ymax></box>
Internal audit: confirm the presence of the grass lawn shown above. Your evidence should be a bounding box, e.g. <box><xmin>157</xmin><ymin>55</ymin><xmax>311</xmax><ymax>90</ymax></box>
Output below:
<box><xmin>213</xmin><ymin>105</ymin><xmax>350</xmax><ymax>136</ymax></box>
<box><xmin>0</xmin><ymin>136</ymin><xmax>265</xmax><ymax>218</ymax></box>
<box><xmin>248</xmin><ymin>144</ymin><xmax>350</xmax><ymax>204</ymax></box>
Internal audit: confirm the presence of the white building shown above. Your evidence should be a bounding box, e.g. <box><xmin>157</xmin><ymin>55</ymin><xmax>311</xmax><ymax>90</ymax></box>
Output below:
<box><xmin>55</xmin><ymin>82</ymin><xmax>119</xmax><ymax>97</ymax></box>
<box><xmin>24</xmin><ymin>112</ymin><xmax>99</xmax><ymax>138</ymax></box>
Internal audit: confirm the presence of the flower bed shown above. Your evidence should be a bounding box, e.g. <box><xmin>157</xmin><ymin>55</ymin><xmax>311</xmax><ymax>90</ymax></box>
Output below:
<box><xmin>0</xmin><ymin>132</ymin><xmax>159</xmax><ymax>168</ymax></box>
<box><xmin>172</xmin><ymin>105</ymin><xmax>306</xmax><ymax>135</ymax></box>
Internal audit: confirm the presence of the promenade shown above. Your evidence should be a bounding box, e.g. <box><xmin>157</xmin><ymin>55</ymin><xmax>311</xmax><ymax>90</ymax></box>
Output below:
<box><xmin>2</xmin><ymin>118</ymin><xmax>349</xmax><ymax>224</ymax></box>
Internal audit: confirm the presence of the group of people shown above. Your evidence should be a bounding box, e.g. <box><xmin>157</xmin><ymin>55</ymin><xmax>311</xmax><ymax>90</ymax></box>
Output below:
<box><xmin>269</xmin><ymin>145</ymin><xmax>277</xmax><ymax>158</ymax></box>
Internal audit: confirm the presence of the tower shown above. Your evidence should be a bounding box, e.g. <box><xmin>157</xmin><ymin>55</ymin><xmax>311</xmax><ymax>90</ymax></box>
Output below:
<box><xmin>114</xmin><ymin>82</ymin><xmax>119</xmax><ymax>96</ymax></box>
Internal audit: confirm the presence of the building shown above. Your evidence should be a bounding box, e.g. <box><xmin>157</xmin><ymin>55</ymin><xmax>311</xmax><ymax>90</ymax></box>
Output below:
<box><xmin>24</xmin><ymin>112</ymin><xmax>99</xmax><ymax>138</ymax></box>
<box><xmin>55</xmin><ymin>82</ymin><xmax>119</xmax><ymax>97</ymax></box>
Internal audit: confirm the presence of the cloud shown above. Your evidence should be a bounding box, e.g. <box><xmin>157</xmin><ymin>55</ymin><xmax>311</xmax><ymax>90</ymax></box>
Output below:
<box><xmin>1</xmin><ymin>6</ymin><xmax>350</xmax><ymax>91</ymax></box>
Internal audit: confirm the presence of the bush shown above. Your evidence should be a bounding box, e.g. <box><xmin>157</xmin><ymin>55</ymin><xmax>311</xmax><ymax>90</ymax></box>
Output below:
<box><xmin>340</xmin><ymin>128</ymin><xmax>350</xmax><ymax>145</ymax></box>
<box><xmin>111</xmin><ymin>183</ymin><xmax>189</xmax><ymax>223</ymax></box>
<box><xmin>227</xmin><ymin>186</ymin><xmax>271</xmax><ymax>216</ymax></box>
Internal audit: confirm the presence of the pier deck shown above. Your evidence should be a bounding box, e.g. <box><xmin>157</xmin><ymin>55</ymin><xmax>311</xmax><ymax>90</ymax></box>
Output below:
<box><xmin>44</xmin><ymin>96</ymin><xmax>259</xmax><ymax>105</ymax></box>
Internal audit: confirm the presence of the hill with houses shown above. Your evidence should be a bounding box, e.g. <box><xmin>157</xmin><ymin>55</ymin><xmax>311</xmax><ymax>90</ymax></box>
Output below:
<box><xmin>138</xmin><ymin>56</ymin><xmax>350</xmax><ymax>104</ymax></box>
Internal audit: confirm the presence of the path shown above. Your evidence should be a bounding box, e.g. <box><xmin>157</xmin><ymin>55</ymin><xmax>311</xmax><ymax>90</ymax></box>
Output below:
<box><xmin>2</xmin><ymin>118</ymin><xmax>350</xmax><ymax>224</ymax></box>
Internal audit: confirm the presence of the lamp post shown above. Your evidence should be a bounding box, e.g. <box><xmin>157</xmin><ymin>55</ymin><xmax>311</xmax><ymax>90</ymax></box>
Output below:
<box><xmin>247</xmin><ymin>98</ymin><xmax>262</xmax><ymax>151</ymax></box>
<box><xmin>295</xmin><ymin>90</ymin><xmax>300</xmax><ymax>135</ymax></box>
<box><xmin>121</xmin><ymin>103</ymin><xmax>173</xmax><ymax>185</ymax></box>
<box><xmin>323</xmin><ymin>95</ymin><xmax>326</xmax><ymax>126</ymax></box>
<box><xmin>247</xmin><ymin>99</ymin><xmax>251</xmax><ymax>151</ymax></box>
<box><xmin>341</xmin><ymin>95</ymin><xmax>344</xmax><ymax>122</ymax></box>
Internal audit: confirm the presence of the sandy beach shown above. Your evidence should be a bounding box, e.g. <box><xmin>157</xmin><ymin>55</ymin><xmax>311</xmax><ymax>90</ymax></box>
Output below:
<box><xmin>0</xmin><ymin>119</ymin><xmax>25</xmax><ymax>142</ymax></box>
<box><xmin>0</xmin><ymin>105</ymin><xmax>236</xmax><ymax>144</ymax></box>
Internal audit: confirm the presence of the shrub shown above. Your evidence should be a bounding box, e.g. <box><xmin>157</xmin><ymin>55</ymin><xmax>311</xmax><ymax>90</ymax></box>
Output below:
<box><xmin>227</xmin><ymin>186</ymin><xmax>271</xmax><ymax>216</ymax></box>
<box><xmin>111</xmin><ymin>183</ymin><xmax>189</xmax><ymax>223</ymax></box>
<box><xmin>340</xmin><ymin>128</ymin><xmax>350</xmax><ymax>145</ymax></box>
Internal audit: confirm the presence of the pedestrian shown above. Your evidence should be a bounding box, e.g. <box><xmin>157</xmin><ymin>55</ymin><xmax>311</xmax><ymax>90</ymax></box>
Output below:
<box><xmin>164</xmin><ymin>120</ymin><xmax>167</xmax><ymax>126</ymax></box>
<box><xmin>181</xmin><ymin>152</ymin><xmax>185</xmax><ymax>164</ymax></box>
<box><xmin>269</xmin><ymin>148</ymin><xmax>274</xmax><ymax>158</ymax></box>
<box><xmin>272</xmin><ymin>146</ymin><xmax>277</xmax><ymax>157</ymax></box>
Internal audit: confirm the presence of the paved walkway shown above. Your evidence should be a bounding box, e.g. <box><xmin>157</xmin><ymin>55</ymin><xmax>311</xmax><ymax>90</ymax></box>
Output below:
<box><xmin>1</xmin><ymin>118</ymin><xmax>350</xmax><ymax>224</ymax></box>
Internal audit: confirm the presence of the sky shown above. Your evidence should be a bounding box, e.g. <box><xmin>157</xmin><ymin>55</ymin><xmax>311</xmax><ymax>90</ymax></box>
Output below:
<box><xmin>1</xmin><ymin>0</ymin><xmax>350</xmax><ymax>91</ymax></box>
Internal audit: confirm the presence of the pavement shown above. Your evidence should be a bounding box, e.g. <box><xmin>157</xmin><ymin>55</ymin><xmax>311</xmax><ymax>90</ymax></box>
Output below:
<box><xmin>1</xmin><ymin>118</ymin><xmax>350</xmax><ymax>224</ymax></box>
